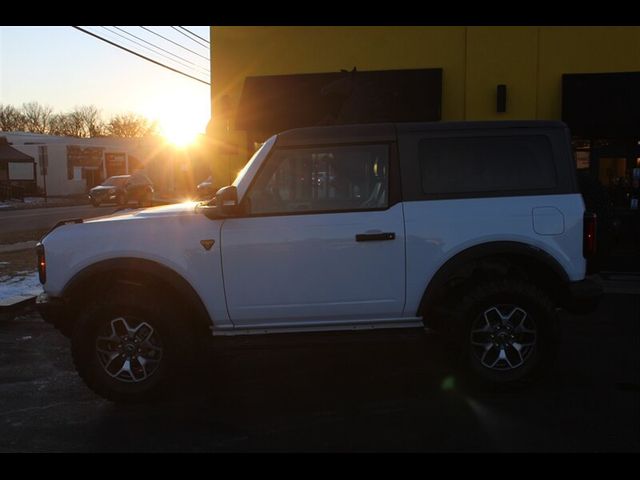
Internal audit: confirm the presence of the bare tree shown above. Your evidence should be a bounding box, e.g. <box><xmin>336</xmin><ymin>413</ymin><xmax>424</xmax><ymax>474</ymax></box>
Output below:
<box><xmin>21</xmin><ymin>102</ymin><xmax>54</xmax><ymax>133</ymax></box>
<box><xmin>1</xmin><ymin>102</ymin><xmax>156</xmax><ymax>139</ymax></box>
<box><xmin>0</xmin><ymin>104</ymin><xmax>27</xmax><ymax>132</ymax></box>
<box><xmin>75</xmin><ymin>105</ymin><xmax>105</xmax><ymax>137</ymax></box>
<box><xmin>49</xmin><ymin>113</ymin><xmax>79</xmax><ymax>137</ymax></box>
<box><xmin>46</xmin><ymin>106</ymin><xmax>106</xmax><ymax>138</ymax></box>
<box><xmin>106</xmin><ymin>113</ymin><xmax>157</xmax><ymax>138</ymax></box>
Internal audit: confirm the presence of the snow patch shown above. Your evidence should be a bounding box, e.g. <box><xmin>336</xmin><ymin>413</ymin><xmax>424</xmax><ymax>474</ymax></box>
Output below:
<box><xmin>0</xmin><ymin>271</ymin><xmax>43</xmax><ymax>305</ymax></box>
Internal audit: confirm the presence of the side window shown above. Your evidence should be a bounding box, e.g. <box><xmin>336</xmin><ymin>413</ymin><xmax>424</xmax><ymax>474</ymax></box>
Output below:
<box><xmin>246</xmin><ymin>144</ymin><xmax>389</xmax><ymax>215</ymax></box>
<box><xmin>130</xmin><ymin>174</ymin><xmax>150</xmax><ymax>186</ymax></box>
<box><xmin>419</xmin><ymin>135</ymin><xmax>557</xmax><ymax>195</ymax></box>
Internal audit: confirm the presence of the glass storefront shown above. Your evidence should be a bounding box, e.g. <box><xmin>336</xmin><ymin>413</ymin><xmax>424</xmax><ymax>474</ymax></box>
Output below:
<box><xmin>574</xmin><ymin>138</ymin><xmax>640</xmax><ymax>272</ymax></box>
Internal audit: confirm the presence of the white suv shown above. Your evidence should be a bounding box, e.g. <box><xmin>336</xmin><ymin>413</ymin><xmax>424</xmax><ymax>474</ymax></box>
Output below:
<box><xmin>36</xmin><ymin>121</ymin><xmax>601</xmax><ymax>402</ymax></box>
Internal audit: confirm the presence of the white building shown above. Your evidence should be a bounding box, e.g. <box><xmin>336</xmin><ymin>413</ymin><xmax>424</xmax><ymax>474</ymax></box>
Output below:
<box><xmin>1</xmin><ymin>132</ymin><xmax>154</xmax><ymax>196</ymax></box>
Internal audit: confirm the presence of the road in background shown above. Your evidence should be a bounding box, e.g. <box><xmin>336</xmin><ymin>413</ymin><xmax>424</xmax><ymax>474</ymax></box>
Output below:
<box><xmin>0</xmin><ymin>205</ymin><xmax>120</xmax><ymax>235</ymax></box>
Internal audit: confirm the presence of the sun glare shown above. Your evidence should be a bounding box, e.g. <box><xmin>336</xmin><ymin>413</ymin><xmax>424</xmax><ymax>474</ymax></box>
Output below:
<box><xmin>144</xmin><ymin>93</ymin><xmax>210</xmax><ymax>148</ymax></box>
<box><xmin>160</xmin><ymin>117</ymin><xmax>201</xmax><ymax>148</ymax></box>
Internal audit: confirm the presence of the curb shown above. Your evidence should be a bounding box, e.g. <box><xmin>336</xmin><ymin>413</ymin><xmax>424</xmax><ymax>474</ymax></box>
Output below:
<box><xmin>0</xmin><ymin>300</ymin><xmax>37</xmax><ymax>323</ymax></box>
<box><xmin>0</xmin><ymin>295</ymin><xmax>37</xmax><ymax>319</ymax></box>
<box><xmin>595</xmin><ymin>273</ymin><xmax>640</xmax><ymax>295</ymax></box>
<box><xmin>0</xmin><ymin>241</ymin><xmax>38</xmax><ymax>253</ymax></box>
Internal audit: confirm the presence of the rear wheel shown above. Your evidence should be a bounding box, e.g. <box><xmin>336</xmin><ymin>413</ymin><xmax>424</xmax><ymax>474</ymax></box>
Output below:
<box><xmin>71</xmin><ymin>287</ymin><xmax>195</xmax><ymax>402</ymax></box>
<box><xmin>446</xmin><ymin>279</ymin><xmax>558</xmax><ymax>386</ymax></box>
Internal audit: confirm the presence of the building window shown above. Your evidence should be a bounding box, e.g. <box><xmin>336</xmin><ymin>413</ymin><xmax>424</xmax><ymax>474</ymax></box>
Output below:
<box><xmin>576</xmin><ymin>150</ymin><xmax>590</xmax><ymax>170</ymax></box>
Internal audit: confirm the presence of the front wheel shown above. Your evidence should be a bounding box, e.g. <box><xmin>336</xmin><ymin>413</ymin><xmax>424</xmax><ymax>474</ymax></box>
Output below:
<box><xmin>139</xmin><ymin>191</ymin><xmax>153</xmax><ymax>208</ymax></box>
<box><xmin>448</xmin><ymin>279</ymin><xmax>558</xmax><ymax>386</ymax></box>
<box><xmin>71</xmin><ymin>288</ymin><xmax>195</xmax><ymax>402</ymax></box>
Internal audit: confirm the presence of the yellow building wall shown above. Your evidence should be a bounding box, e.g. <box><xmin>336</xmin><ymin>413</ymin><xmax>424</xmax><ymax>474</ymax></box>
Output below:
<box><xmin>208</xmin><ymin>26</ymin><xmax>640</xmax><ymax>182</ymax></box>
<box><xmin>465</xmin><ymin>26</ymin><xmax>539</xmax><ymax>120</ymax></box>
<box><xmin>209</xmin><ymin>27</ymin><xmax>466</xmax><ymax>182</ymax></box>
<box><xmin>211</xmin><ymin>26</ymin><xmax>467</xmax><ymax>123</ymax></box>
<box><xmin>537</xmin><ymin>27</ymin><xmax>640</xmax><ymax>120</ymax></box>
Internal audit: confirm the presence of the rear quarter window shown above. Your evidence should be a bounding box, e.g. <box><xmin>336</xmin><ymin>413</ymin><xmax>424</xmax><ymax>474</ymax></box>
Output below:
<box><xmin>419</xmin><ymin>135</ymin><xmax>557</xmax><ymax>195</ymax></box>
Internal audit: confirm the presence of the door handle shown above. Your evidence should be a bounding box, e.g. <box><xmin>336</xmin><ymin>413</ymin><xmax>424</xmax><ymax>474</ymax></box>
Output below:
<box><xmin>355</xmin><ymin>232</ymin><xmax>396</xmax><ymax>242</ymax></box>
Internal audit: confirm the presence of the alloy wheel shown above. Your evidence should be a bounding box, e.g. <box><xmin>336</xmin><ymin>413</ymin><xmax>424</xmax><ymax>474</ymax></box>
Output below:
<box><xmin>470</xmin><ymin>305</ymin><xmax>537</xmax><ymax>371</ymax></box>
<box><xmin>95</xmin><ymin>317</ymin><xmax>164</xmax><ymax>383</ymax></box>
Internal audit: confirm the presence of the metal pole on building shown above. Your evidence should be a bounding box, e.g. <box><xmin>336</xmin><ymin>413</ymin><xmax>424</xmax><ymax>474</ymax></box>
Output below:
<box><xmin>43</xmin><ymin>166</ymin><xmax>48</xmax><ymax>204</ymax></box>
<box><xmin>39</xmin><ymin>146</ymin><xmax>48</xmax><ymax>204</ymax></box>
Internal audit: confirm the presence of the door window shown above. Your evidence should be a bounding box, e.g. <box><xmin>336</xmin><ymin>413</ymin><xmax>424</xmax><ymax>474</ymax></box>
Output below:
<box><xmin>245</xmin><ymin>144</ymin><xmax>389</xmax><ymax>215</ymax></box>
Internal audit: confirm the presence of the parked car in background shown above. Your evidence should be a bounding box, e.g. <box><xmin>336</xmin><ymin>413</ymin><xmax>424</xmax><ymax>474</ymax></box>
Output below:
<box><xmin>89</xmin><ymin>174</ymin><xmax>154</xmax><ymax>207</ymax></box>
<box><xmin>196</xmin><ymin>175</ymin><xmax>216</xmax><ymax>199</ymax></box>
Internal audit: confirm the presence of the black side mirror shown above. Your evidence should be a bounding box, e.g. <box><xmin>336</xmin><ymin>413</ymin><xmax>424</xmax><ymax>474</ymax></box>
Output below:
<box><xmin>215</xmin><ymin>185</ymin><xmax>239</xmax><ymax>216</ymax></box>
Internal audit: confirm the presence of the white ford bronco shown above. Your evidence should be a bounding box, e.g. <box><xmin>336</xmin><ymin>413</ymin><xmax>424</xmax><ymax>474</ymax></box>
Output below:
<box><xmin>36</xmin><ymin>121</ymin><xmax>602</xmax><ymax>402</ymax></box>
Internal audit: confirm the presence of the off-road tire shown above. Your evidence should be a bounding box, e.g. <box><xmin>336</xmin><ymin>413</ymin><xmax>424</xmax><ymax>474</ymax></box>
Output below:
<box><xmin>139</xmin><ymin>191</ymin><xmax>153</xmax><ymax>208</ymax></box>
<box><xmin>444</xmin><ymin>279</ymin><xmax>559</xmax><ymax>387</ymax></box>
<box><xmin>71</xmin><ymin>287</ymin><xmax>196</xmax><ymax>403</ymax></box>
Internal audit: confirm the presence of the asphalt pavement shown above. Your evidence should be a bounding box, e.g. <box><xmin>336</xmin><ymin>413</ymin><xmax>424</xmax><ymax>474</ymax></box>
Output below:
<box><xmin>0</xmin><ymin>293</ymin><xmax>638</xmax><ymax>452</ymax></box>
<box><xmin>0</xmin><ymin>204</ymin><xmax>115</xmax><ymax>235</ymax></box>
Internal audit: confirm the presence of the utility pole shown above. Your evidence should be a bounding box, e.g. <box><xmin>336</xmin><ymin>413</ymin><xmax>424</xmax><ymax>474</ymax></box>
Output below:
<box><xmin>39</xmin><ymin>146</ymin><xmax>48</xmax><ymax>204</ymax></box>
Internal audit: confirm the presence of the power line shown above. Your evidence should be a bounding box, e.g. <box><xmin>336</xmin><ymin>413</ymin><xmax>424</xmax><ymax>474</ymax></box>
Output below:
<box><xmin>114</xmin><ymin>26</ymin><xmax>209</xmax><ymax>72</ymax></box>
<box><xmin>71</xmin><ymin>26</ymin><xmax>210</xmax><ymax>86</ymax></box>
<box><xmin>100</xmin><ymin>26</ymin><xmax>209</xmax><ymax>77</ymax></box>
<box><xmin>171</xmin><ymin>26</ymin><xmax>209</xmax><ymax>50</ymax></box>
<box><xmin>108</xmin><ymin>26</ymin><xmax>209</xmax><ymax>74</ymax></box>
<box><xmin>178</xmin><ymin>26</ymin><xmax>210</xmax><ymax>45</ymax></box>
<box><xmin>139</xmin><ymin>26</ymin><xmax>209</xmax><ymax>62</ymax></box>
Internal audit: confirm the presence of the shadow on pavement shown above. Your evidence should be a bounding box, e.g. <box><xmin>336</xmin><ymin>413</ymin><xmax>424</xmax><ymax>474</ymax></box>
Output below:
<box><xmin>84</xmin><ymin>335</ymin><xmax>496</xmax><ymax>452</ymax></box>
<box><xmin>1</xmin><ymin>293</ymin><xmax>638</xmax><ymax>452</ymax></box>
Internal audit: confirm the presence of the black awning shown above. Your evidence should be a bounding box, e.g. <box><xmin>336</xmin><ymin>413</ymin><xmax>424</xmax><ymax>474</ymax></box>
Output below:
<box><xmin>562</xmin><ymin>71</ymin><xmax>640</xmax><ymax>139</ymax></box>
<box><xmin>235</xmin><ymin>68</ymin><xmax>442</xmax><ymax>135</ymax></box>
<box><xmin>0</xmin><ymin>138</ymin><xmax>35</xmax><ymax>163</ymax></box>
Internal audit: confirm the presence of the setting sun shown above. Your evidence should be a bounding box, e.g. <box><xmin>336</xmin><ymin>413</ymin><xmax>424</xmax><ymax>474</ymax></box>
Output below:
<box><xmin>160</xmin><ymin>118</ymin><xmax>200</xmax><ymax>147</ymax></box>
<box><xmin>142</xmin><ymin>90</ymin><xmax>210</xmax><ymax>148</ymax></box>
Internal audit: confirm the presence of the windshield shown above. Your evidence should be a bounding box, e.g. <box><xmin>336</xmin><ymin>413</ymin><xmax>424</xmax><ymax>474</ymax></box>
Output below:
<box><xmin>232</xmin><ymin>135</ymin><xmax>277</xmax><ymax>201</ymax></box>
<box><xmin>102</xmin><ymin>176</ymin><xmax>129</xmax><ymax>187</ymax></box>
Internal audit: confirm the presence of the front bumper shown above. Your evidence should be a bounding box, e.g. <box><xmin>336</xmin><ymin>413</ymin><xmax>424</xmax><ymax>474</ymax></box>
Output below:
<box><xmin>562</xmin><ymin>277</ymin><xmax>603</xmax><ymax>314</ymax></box>
<box><xmin>89</xmin><ymin>193</ymin><xmax>117</xmax><ymax>202</ymax></box>
<box><xmin>36</xmin><ymin>292</ymin><xmax>74</xmax><ymax>337</ymax></box>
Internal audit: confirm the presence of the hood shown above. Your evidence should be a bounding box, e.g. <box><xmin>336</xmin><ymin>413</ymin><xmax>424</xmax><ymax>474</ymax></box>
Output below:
<box><xmin>91</xmin><ymin>185</ymin><xmax>118</xmax><ymax>192</ymax></box>
<box><xmin>84</xmin><ymin>201</ymin><xmax>200</xmax><ymax>224</ymax></box>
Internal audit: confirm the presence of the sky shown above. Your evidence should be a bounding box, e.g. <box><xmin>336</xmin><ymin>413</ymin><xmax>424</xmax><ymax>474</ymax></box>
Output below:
<box><xmin>0</xmin><ymin>26</ymin><xmax>211</xmax><ymax>143</ymax></box>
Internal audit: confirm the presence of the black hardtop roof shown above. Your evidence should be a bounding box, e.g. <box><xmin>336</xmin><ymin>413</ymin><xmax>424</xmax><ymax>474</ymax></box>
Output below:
<box><xmin>276</xmin><ymin>120</ymin><xmax>568</xmax><ymax>146</ymax></box>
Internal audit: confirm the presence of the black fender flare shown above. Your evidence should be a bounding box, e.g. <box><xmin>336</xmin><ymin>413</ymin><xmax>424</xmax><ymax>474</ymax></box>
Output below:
<box><xmin>62</xmin><ymin>257</ymin><xmax>213</xmax><ymax>332</ymax></box>
<box><xmin>418</xmin><ymin>241</ymin><xmax>570</xmax><ymax>317</ymax></box>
